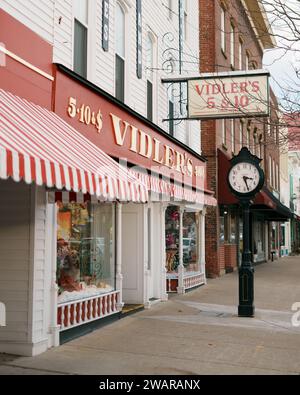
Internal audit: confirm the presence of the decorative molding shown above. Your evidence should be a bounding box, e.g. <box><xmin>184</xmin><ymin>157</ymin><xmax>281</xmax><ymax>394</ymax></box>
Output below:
<box><xmin>0</xmin><ymin>45</ymin><xmax>54</xmax><ymax>81</ymax></box>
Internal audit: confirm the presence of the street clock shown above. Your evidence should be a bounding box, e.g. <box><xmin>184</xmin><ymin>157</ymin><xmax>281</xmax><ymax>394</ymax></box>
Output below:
<box><xmin>227</xmin><ymin>147</ymin><xmax>265</xmax><ymax>318</ymax></box>
<box><xmin>227</xmin><ymin>147</ymin><xmax>265</xmax><ymax>199</ymax></box>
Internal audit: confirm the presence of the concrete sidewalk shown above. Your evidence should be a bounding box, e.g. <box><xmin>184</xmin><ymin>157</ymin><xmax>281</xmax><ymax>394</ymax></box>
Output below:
<box><xmin>1</xmin><ymin>256</ymin><xmax>300</xmax><ymax>375</ymax></box>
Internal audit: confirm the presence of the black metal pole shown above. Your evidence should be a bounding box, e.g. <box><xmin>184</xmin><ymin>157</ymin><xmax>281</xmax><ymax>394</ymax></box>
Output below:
<box><xmin>238</xmin><ymin>199</ymin><xmax>255</xmax><ymax>317</ymax></box>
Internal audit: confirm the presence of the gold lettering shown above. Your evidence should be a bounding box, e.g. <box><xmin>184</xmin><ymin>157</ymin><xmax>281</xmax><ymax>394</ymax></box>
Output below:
<box><xmin>187</xmin><ymin>158</ymin><xmax>193</xmax><ymax>176</ymax></box>
<box><xmin>175</xmin><ymin>151</ymin><xmax>185</xmax><ymax>174</ymax></box>
<box><xmin>139</xmin><ymin>130</ymin><xmax>153</xmax><ymax>158</ymax></box>
<box><xmin>130</xmin><ymin>126</ymin><xmax>138</xmax><ymax>153</ymax></box>
<box><xmin>153</xmin><ymin>138</ymin><xmax>164</xmax><ymax>164</ymax></box>
<box><xmin>164</xmin><ymin>145</ymin><xmax>175</xmax><ymax>169</ymax></box>
<box><xmin>110</xmin><ymin>113</ymin><xmax>130</xmax><ymax>146</ymax></box>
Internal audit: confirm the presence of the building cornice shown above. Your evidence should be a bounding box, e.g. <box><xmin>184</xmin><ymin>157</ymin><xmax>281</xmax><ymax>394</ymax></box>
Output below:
<box><xmin>241</xmin><ymin>0</ymin><xmax>276</xmax><ymax>50</ymax></box>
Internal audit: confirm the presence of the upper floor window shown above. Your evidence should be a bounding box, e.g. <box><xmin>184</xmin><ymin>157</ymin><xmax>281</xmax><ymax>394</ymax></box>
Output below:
<box><xmin>146</xmin><ymin>33</ymin><xmax>154</xmax><ymax>122</ymax></box>
<box><xmin>230</xmin><ymin>23</ymin><xmax>235</xmax><ymax>68</ymax></box>
<box><xmin>239</xmin><ymin>121</ymin><xmax>243</xmax><ymax>150</ymax></box>
<box><xmin>222</xmin><ymin>119</ymin><xmax>226</xmax><ymax>146</ymax></box>
<box><xmin>115</xmin><ymin>3</ymin><xmax>125</xmax><ymax>102</ymax></box>
<box><xmin>73</xmin><ymin>0</ymin><xmax>88</xmax><ymax>78</ymax></box>
<box><xmin>247</xmin><ymin>129</ymin><xmax>250</xmax><ymax>149</ymax></box>
<box><xmin>221</xmin><ymin>7</ymin><xmax>226</xmax><ymax>53</ymax></box>
<box><xmin>238</xmin><ymin>38</ymin><xmax>243</xmax><ymax>70</ymax></box>
<box><xmin>269</xmin><ymin>156</ymin><xmax>273</xmax><ymax>186</ymax></box>
<box><xmin>231</xmin><ymin>119</ymin><xmax>235</xmax><ymax>154</ymax></box>
<box><xmin>245</xmin><ymin>52</ymin><xmax>250</xmax><ymax>71</ymax></box>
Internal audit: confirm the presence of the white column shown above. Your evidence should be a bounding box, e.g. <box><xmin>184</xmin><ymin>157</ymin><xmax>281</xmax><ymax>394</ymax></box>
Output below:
<box><xmin>144</xmin><ymin>205</ymin><xmax>151</xmax><ymax>309</ymax></box>
<box><xmin>200</xmin><ymin>208</ymin><xmax>207</xmax><ymax>284</ymax></box>
<box><xmin>177</xmin><ymin>207</ymin><xmax>185</xmax><ymax>294</ymax></box>
<box><xmin>49</xmin><ymin>203</ymin><xmax>60</xmax><ymax>347</ymax></box>
<box><xmin>160</xmin><ymin>204</ymin><xmax>168</xmax><ymax>301</ymax></box>
<box><xmin>116</xmin><ymin>202</ymin><xmax>124</xmax><ymax>310</ymax></box>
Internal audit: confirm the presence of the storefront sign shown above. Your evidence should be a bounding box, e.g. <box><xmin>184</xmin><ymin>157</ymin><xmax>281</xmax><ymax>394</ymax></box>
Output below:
<box><xmin>188</xmin><ymin>72</ymin><xmax>270</xmax><ymax>119</ymax></box>
<box><xmin>67</xmin><ymin>97</ymin><xmax>103</xmax><ymax>133</ymax></box>
<box><xmin>136</xmin><ymin>0</ymin><xmax>142</xmax><ymax>79</ymax></box>
<box><xmin>54</xmin><ymin>66</ymin><xmax>206</xmax><ymax>190</ymax></box>
<box><xmin>102</xmin><ymin>0</ymin><xmax>109</xmax><ymax>52</ymax></box>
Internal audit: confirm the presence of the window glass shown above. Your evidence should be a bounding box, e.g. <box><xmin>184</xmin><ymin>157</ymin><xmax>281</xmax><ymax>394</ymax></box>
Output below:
<box><xmin>231</xmin><ymin>119</ymin><xmax>235</xmax><ymax>153</ymax></box>
<box><xmin>239</xmin><ymin>121</ymin><xmax>243</xmax><ymax>149</ymax></box>
<box><xmin>239</xmin><ymin>39</ymin><xmax>243</xmax><ymax>69</ymax></box>
<box><xmin>165</xmin><ymin>206</ymin><xmax>179</xmax><ymax>273</ymax></box>
<box><xmin>74</xmin><ymin>19</ymin><xmax>87</xmax><ymax>78</ymax></box>
<box><xmin>222</xmin><ymin>119</ymin><xmax>226</xmax><ymax>145</ymax></box>
<box><xmin>230</xmin><ymin>24</ymin><xmax>235</xmax><ymax>67</ymax></box>
<box><xmin>147</xmin><ymin>80</ymin><xmax>153</xmax><ymax>121</ymax></box>
<box><xmin>115</xmin><ymin>54</ymin><xmax>125</xmax><ymax>101</ymax></box>
<box><xmin>221</xmin><ymin>7</ymin><xmax>225</xmax><ymax>52</ymax></box>
<box><xmin>183</xmin><ymin>211</ymin><xmax>199</xmax><ymax>273</ymax></box>
<box><xmin>57</xmin><ymin>202</ymin><xmax>115</xmax><ymax>303</ymax></box>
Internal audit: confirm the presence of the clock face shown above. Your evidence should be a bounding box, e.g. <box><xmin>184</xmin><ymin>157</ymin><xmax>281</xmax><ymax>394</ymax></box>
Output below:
<box><xmin>228</xmin><ymin>162</ymin><xmax>260</xmax><ymax>194</ymax></box>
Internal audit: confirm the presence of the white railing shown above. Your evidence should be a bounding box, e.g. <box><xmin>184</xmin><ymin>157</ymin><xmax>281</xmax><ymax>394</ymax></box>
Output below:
<box><xmin>57</xmin><ymin>291</ymin><xmax>120</xmax><ymax>332</ymax></box>
<box><xmin>183</xmin><ymin>273</ymin><xmax>205</xmax><ymax>290</ymax></box>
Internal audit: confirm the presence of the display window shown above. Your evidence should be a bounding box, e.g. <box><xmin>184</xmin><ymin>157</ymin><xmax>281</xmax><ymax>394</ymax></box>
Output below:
<box><xmin>253</xmin><ymin>217</ymin><xmax>265</xmax><ymax>262</ymax></box>
<box><xmin>165</xmin><ymin>206</ymin><xmax>200</xmax><ymax>274</ymax></box>
<box><xmin>165</xmin><ymin>206</ymin><xmax>180</xmax><ymax>273</ymax></box>
<box><xmin>56</xmin><ymin>202</ymin><xmax>116</xmax><ymax>303</ymax></box>
<box><xmin>183</xmin><ymin>211</ymin><xmax>200</xmax><ymax>273</ymax></box>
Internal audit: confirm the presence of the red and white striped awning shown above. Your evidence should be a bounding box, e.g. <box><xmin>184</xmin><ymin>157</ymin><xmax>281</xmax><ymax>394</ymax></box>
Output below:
<box><xmin>0</xmin><ymin>89</ymin><xmax>148</xmax><ymax>202</ymax></box>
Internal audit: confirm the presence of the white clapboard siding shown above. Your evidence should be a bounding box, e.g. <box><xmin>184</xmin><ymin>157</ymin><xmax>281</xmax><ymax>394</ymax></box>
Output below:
<box><xmin>0</xmin><ymin>180</ymin><xmax>31</xmax><ymax>344</ymax></box>
<box><xmin>31</xmin><ymin>186</ymin><xmax>48</xmax><ymax>344</ymax></box>
<box><xmin>0</xmin><ymin>181</ymin><xmax>49</xmax><ymax>354</ymax></box>
<box><xmin>53</xmin><ymin>0</ymin><xmax>73</xmax><ymax>68</ymax></box>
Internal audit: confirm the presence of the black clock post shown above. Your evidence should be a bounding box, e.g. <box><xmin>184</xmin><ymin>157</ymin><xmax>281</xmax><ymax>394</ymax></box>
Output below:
<box><xmin>227</xmin><ymin>147</ymin><xmax>265</xmax><ymax>317</ymax></box>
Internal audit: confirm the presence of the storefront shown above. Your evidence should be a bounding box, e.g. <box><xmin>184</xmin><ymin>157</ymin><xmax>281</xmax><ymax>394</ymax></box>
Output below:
<box><xmin>52</xmin><ymin>64</ymin><xmax>216</xmax><ymax>308</ymax></box>
<box><xmin>0</xmin><ymin>10</ymin><xmax>216</xmax><ymax>355</ymax></box>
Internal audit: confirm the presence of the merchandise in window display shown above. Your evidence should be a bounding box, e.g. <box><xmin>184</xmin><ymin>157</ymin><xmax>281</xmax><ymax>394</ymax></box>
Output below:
<box><xmin>165</xmin><ymin>206</ymin><xmax>180</xmax><ymax>272</ymax></box>
<box><xmin>56</xmin><ymin>203</ymin><xmax>115</xmax><ymax>303</ymax></box>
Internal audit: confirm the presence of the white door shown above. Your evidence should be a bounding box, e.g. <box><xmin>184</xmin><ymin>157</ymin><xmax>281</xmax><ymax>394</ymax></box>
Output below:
<box><xmin>122</xmin><ymin>204</ymin><xmax>144</xmax><ymax>304</ymax></box>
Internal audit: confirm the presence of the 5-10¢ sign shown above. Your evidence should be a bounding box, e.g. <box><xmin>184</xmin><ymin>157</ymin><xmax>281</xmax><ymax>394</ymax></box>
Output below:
<box><xmin>187</xmin><ymin>70</ymin><xmax>270</xmax><ymax>119</ymax></box>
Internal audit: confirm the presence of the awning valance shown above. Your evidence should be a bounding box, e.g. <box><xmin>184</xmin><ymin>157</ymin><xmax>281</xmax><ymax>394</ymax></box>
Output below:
<box><xmin>0</xmin><ymin>89</ymin><xmax>148</xmax><ymax>202</ymax></box>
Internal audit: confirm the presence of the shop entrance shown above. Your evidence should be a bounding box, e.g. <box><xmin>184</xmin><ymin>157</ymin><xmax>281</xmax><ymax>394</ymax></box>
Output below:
<box><xmin>122</xmin><ymin>204</ymin><xmax>145</xmax><ymax>305</ymax></box>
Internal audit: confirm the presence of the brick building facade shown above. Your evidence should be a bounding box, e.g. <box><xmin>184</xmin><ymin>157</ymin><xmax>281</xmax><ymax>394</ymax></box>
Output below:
<box><xmin>199</xmin><ymin>0</ymin><xmax>289</xmax><ymax>277</ymax></box>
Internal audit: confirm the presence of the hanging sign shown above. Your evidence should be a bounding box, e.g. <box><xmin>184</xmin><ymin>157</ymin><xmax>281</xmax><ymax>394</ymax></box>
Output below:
<box><xmin>187</xmin><ymin>71</ymin><xmax>270</xmax><ymax>119</ymax></box>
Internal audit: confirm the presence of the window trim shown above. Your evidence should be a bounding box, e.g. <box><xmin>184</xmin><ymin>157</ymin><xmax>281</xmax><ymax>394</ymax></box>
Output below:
<box><xmin>115</xmin><ymin>2</ymin><xmax>127</xmax><ymax>102</ymax></box>
<box><xmin>220</xmin><ymin>6</ymin><xmax>226</xmax><ymax>54</ymax></box>
<box><xmin>238</xmin><ymin>37</ymin><xmax>243</xmax><ymax>70</ymax></box>
<box><xmin>231</xmin><ymin>119</ymin><xmax>235</xmax><ymax>154</ymax></box>
<box><xmin>230</xmin><ymin>22</ymin><xmax>235</xmax><ymax>68</ymax></box>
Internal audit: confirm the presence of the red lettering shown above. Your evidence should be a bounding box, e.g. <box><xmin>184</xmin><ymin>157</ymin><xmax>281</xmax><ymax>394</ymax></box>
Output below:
<box><xmin>212</xmin><ymin>84</ymin><xmax>221</xmax><ymax>94</ymax></box>
<box><xmin>195</xmin><ymin>84</ymin><xmax>205</xmax><ymax>96</ymax></box>
<box><xmin>252</xmin><ymin>81</ymin><xmax>260</xmax><ymax>93</ymax></box>
<box><xmin>240</xmin><ymin>82</ymin><xmax>248</xmax><ymax>93</ymax></box>
<box><xmin>231</xmin><ymin>83</ymin><xmax>239</xmax><ymax>94</ymax></box>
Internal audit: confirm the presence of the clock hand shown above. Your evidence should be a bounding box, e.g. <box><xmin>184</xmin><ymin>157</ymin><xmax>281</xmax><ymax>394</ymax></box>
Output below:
<box><xmin>243</xmin><ymin>176</ymin><xmax>250</xmax><ymax>191</ymax></box>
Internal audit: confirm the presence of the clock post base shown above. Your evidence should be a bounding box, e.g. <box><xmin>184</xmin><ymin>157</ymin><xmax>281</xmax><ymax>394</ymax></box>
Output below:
<box><xmin>238</xmin><ymin>304</ymin><xmax>255</xmax><ymax>317</ymax></box>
